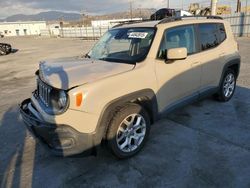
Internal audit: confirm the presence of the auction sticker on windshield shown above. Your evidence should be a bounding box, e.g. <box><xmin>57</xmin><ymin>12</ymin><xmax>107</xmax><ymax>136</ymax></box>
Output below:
<box><xmin>128</xmin><ymin>32</ymin><xmax>148</xmax><ymax>39</ymax></box>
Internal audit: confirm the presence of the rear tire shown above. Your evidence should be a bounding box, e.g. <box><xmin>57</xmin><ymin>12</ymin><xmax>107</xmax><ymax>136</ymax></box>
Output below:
<box><xmin>106</xmin><ymin>103</ymin><xmax>150</xmax><ymax>159</ymax></box>
<box><xmin>215</xmin><ymin>69</ymin><xmax>236</xmax><ymax>102</ymax></box>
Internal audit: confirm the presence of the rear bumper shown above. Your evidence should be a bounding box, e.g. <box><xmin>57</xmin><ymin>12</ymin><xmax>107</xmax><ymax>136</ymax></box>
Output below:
<box><xmin>19</xmin><ymin>98</ymin><xmax>96</xmax><ymax>157</ymax></box>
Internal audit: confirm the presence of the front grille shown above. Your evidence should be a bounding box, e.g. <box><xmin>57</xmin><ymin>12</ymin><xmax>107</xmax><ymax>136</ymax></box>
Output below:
<box><xmin>37</xmin><ymin>78</ymin><xmax>52</xmax><ymax>107</ymax></box>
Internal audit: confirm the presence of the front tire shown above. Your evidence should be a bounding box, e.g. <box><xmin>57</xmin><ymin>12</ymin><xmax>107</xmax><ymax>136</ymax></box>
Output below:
<box><xmin>106</xmin><ymin>103</ymin><xmax>151</xmax><ymax>159</ymax></box>
<box><xmin>216</xmin><ymin>69</ymin><xmax>236</xmax><ymax>102</ymax></box>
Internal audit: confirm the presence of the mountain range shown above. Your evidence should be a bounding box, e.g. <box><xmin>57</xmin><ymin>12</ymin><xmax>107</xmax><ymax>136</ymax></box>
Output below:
<box><xmin>0</xmin><ymin>9</ymin><xmax>156</xmax><ymax>22</ymax></box>
<box><xmin>0</xmin><ymin>11</ymin><xmax>82</xmax><ymax>22</ymax></box>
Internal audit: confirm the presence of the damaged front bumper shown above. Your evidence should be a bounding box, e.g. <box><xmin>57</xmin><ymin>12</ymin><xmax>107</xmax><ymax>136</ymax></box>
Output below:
<box><xmin>19</xmin><ymin>98</ymin><xmax>96</xmax><ymax>157</ymax></box>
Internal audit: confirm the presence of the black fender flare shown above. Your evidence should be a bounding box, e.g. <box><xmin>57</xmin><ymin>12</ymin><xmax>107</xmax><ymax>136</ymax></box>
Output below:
<box><xmin>219</xmin><ymin>57</ymin><xmax>241</xmax><ymax>87</ymax></box>
<box><xmin>93</xmin><ymin>89</ymin><xmax>158</xmax><ymax>146</ymax></box>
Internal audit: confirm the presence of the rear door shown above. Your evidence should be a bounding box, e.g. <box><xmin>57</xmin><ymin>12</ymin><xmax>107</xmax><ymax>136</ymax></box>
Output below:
<box><xmin>198</xmin><ymin>23</ymin><xmax>227</xmax><ymax>90</ymax></box>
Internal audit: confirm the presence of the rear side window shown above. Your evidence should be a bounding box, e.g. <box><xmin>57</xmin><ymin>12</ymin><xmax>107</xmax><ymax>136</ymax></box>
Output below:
<box><xmin>158</xmin><ymin>25</ymin><xmax>197</xmax><ymax>59</ymax></box>
<box><xmin>199</xmin><ymin>23</ymin><xmax>227</xmax><ymax>51</ymax></box>
<box><xmin>199</xmin><ymin>23</ymin><xmax>220</xmax><ymax>50</ymax></box>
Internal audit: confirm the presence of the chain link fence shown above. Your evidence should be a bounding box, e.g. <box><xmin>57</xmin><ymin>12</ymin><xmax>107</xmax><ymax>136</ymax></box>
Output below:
<box><xmin>40</xmin><ymin>13</ymin><xmax>250</xmax><ymax>39</ymax></box>
<box><xmin>41</xmin><ymin>26</ymin><xmax>109</xmax><ymax>40</ymax></box>
<box><xmin>60</xmin><ymin>27</ymin><xmax>109</xmax><ymax>39</ymax></box>
<box><xmin>222</xmin><ymin>12</ymin><xmax>250</xmax><ymax>37</ymax></box>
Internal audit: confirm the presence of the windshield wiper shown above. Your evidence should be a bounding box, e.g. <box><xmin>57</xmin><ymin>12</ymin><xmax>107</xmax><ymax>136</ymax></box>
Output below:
<box><xmin>99</xmin><ymin>57</ymin><xmax>135</xmax><ymax>64</ymax></box>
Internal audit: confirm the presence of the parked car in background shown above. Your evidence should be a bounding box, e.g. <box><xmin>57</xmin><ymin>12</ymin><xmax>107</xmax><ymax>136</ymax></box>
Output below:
<box><xmin>0</xmin><ymin>32</ymin><xmax>4</xmax><ymax>38</ymax></box>
<box><xmin>0</xmin><ymin>43</ymin><xmax>12</xmax><ymax>55</ymax></box>
<box><xmin>150</xmin><ymin>9</ymin><xmax>192</xmax><ymax>20</ymax></box>
<box><xmin>150</xmin><ymin>8</ymin><xmax>176</xmax><ymax>20</ymax></box>
<box><xmin>175</xmin><ymin>10</ymin><xmax>193</xmax><ymax>17</ymax></box>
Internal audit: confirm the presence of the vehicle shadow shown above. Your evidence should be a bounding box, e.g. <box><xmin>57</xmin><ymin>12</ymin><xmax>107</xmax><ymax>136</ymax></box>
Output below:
<box><xmin>0</xmin><ymin>106</ymin><xmax>33</xmax><ymax>188</ymax></box>
<box><xmin>1</xmin><ymin>84</ymin><xmax>250</xmax><ymax>187</ymax></box>
<box><xmin>0</xmin><ymin>63</ymin><xmax>110</xmax><ymax>187</ymax></box>
<box><xmin>0</xmin><ymin>52</ymin><xmax>249</xmax><ymax>187</ymax></box>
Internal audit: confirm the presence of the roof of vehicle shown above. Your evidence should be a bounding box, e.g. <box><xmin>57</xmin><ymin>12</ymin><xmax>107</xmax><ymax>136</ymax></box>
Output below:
<box><xmin>113</xmin><ymin>16</ymin><xmax>225</xmax><ymax>29</ymax></box>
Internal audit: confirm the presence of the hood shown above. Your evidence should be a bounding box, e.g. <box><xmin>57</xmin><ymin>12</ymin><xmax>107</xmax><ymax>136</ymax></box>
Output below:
<box><xmin>39</xmin><ymin>57</ymin><xmax>135</xmax><ymax>90</ymax></box>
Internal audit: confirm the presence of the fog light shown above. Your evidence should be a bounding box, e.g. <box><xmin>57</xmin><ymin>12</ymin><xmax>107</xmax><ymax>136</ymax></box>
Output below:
<box><xmin>52</xmin><ymin>138</ymin><xmax>74</xmax><ymax>150</ymax></box>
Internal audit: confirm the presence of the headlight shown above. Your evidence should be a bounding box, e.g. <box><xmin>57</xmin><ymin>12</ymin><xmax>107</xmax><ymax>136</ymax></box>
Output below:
<box><xmin>58</xmin><ymin>90</ymin><xmax>68</xmax><ymax>109</ymax></box>
<box><xmin>49</xmin><ymin>89</ymin><xmax>69</xmax><ymax>115</ymax></box>
<box><xmin>36</xmin><ymin>78</ymin><xmax>69</xmax><ymax>115</ymax></box>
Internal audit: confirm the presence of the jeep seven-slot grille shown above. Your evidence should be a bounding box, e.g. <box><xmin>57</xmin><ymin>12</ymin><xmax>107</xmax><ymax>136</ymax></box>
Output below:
<box><xmin>37</xmin><ymin>78</ymin><xmax>52</xmax><ymax>107</ymax></box>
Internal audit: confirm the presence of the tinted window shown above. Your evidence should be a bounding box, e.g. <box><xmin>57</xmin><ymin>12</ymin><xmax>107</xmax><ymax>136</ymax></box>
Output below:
<box><xmin>218</xmin><ymin>23</ymin><xmax>226</xmax><ymax>43</ymax></box>
<box><xmin>158</xmin><ymin>25</ymin><xmax>197</xmax><ymax>59</ymax></box>
<box><xmin>199</xmin><ymin>23</ymin><xmax>220</xmax><ymax>51</ymax></box>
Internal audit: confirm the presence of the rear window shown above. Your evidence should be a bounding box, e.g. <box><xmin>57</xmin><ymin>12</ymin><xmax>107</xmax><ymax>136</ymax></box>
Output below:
<box><xmin>199</xmin><ymin>23</ymin><xmax>227</xmax><ymax>51</ymax></box>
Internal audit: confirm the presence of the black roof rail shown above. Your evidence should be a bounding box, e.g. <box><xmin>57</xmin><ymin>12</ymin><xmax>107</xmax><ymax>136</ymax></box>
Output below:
<box><xmin>158</xmin><ymin>15</ymin><xmax>223</xmax><ymax>24</ymax></box>
<box><xmin>206</xmin><ymin>15</ymin><xmax>223</xmax><ymax>19</ymax></box>
<box><xmin>112</xmin><ymin>19</ymin><xmax>152</xmax><ymax>28</ymax></box>
<box><xmin>111</xmin><ymin>15</ymin><xmax>223</xmax><ymax>28</ymax></box>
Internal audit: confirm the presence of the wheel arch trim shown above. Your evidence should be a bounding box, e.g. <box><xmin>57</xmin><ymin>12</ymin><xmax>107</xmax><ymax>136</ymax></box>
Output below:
<box><xmin>93</xmin><ymin>89</ymin><xmax>158</xmax><ymax>145</ymax></box>
<box><xmin>219</xmin><ymin>57</ymin><xmax>241</xmax><ymax>86</ymax></box>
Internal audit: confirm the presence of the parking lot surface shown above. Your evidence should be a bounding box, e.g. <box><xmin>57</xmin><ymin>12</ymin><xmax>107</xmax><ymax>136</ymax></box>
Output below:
<box><xmin>0</xmin><ymin>37</ymin><xmax>250</xmax><ymax>188</ymax></box>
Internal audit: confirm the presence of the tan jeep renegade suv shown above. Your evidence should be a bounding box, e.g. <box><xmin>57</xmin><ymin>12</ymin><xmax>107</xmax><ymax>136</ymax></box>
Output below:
<box><xmin>20</xmin><ymin>16</ymin><xmax>240</xmax><ymax>158</ymax></box>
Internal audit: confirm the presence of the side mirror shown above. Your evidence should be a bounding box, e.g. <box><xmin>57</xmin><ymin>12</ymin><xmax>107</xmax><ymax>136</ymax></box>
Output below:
<box><xmin>167</xmin><ymin>47</ymin><xmax>187</xmax><ymax>61</ymax></box>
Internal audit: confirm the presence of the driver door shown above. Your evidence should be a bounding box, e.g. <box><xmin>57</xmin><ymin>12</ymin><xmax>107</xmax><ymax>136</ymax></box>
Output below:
<box><xmin>155</xmin><ymin>24</ymin><xmax>202</xmax><ymax>112</ymax></box>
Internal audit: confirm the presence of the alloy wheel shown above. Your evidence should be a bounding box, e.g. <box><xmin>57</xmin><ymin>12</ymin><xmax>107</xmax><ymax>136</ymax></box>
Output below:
<box><xmin>223</xmin><ymin>73</ymin><xmax>235</xmax><ymax>98</ymax></box>
<box><xmin>116</xmin><ymin>113</ymin><xmax>146</xmax><ymax>153</ymax></box>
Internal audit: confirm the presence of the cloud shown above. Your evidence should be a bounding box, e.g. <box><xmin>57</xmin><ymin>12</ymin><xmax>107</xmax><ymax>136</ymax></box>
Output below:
<box><xmin>0</xmin><ymin>0</ymin><xmax>177</xmax><ymax>19</ymax></box>
<box><xmin>0</xmin><ymin>3</ymin><xmax>48</xmax><ymax>18</ymax></box>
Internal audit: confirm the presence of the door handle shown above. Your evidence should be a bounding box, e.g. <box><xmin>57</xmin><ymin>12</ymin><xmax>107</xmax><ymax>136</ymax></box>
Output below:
<box><xmin>191</xmin><ymin>61</ymin><xmax>200</xmax><ymax>67</ymax></box>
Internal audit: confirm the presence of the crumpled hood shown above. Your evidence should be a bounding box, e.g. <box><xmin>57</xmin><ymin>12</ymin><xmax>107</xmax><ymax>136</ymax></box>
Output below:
<box><xmin>39</xmin><ymin>57</ymin><xmax>135</xmax><ymax>90</ymax></box>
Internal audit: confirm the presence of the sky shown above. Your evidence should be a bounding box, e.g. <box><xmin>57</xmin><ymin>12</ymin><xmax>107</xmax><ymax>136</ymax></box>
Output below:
<box><xmin>0</xmin><ymin>0</ymin><xmax>239</xmax><ymax>19</ymax></box>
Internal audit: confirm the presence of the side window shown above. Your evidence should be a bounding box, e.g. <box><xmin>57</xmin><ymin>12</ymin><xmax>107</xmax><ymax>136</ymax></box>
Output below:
<box><xmin>158</xmin><ymin>25</ymin><xmax>197</xmax><ymax>59</ymax></box>
<box><xmin>199</xmin><ymin>23</ymin><xmax>220</xmax><ymax>51</ymax></box>
<box><xmin>218</xmin><ymin>23</ymin><xmax>226</xmax><ymax>43</ymax></box>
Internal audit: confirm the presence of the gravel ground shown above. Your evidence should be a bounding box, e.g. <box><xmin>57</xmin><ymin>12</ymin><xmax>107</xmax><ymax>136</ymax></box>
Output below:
<box><xmin>0</xmin><ymin>36</ymin><xmax>250</xmax><ymax>188</ymax></box>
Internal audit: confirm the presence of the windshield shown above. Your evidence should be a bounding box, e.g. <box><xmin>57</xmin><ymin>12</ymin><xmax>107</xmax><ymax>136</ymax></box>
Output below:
<box><xmin>88</xmin><ymin>27</ymin><xmax>156</xmax><ymax>64</ymax></box>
